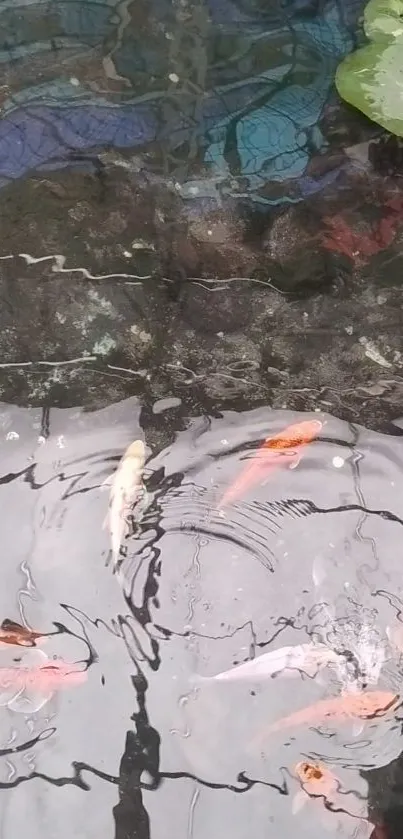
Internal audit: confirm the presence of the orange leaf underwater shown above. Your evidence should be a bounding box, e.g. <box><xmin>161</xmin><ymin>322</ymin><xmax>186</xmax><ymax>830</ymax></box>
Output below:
<box><xmin>295</xmin><ymin>761</ymin><xmax>340</xmax><ymax>798</ymax></box>
<box><xmin>0</xmin><ymin>619</ymin><xmax>46</xmax><ymax>647</ymax></box>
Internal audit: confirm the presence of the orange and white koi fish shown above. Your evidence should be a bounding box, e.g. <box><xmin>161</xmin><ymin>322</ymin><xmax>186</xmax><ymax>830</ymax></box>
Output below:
<box><xmin>254</xmin><ymin>690</ymin><xmax>399</xmax><ymax>742</ymax></box>
<box><xmin>103</xmin><ymin>439</ymin><xmax>146</xmax><ymax>566</ymax></box>
<box><xmin>292</xmin><ymin>761</ymin><xmax>340</xmax><ymax>815</ymax></box>
<box><xmin>0</xmin><ymin>649</ymin><xmax>87</xmax><ymax>713</ymax></box>
<box><xmin>0</xmin><ymin>619</ymin><xmax>45</xmax><ymax>647</ymax></box>
<box><xmin>203</xmin><ymin>642</ymin><xmax>342</xmax><ymax>682</ymax></box>
<box><xmin>219</xmin><ymin>419</ymin><xmax>323</xmax><ymax>507</ymax></box>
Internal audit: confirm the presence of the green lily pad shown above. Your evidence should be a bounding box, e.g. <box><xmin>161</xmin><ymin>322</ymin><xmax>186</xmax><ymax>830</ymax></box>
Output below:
<box><xmin>335</xmin><ymin>0</ymin><xmax>403</xmax><ymax>136</ymax></box>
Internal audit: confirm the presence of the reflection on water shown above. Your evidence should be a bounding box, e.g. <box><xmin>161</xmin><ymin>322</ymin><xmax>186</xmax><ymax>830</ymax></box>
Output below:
<box><xmin>0</xmin><ymin>399</ymin><xmax>402</xmax><ymax>836</ymax></box>
<box><xmin>0</xmin><ymin>0</ymin><xmax>368</xmax><ymax>204</ymax></box>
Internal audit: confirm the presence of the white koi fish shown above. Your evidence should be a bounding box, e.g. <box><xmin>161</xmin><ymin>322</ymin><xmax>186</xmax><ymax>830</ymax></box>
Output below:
<box><xmin>102</xmin><ymin>439</ymin><xmax>146</xmax><ymax>567</ymax></box>
<box><xmin>198</xmin><ymin>642</ymin><xmax>343</xmax><ymax>683</ymax></box>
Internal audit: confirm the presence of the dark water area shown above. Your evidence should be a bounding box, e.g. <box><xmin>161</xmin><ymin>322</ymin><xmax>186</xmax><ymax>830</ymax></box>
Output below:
<box><xmin>2</xmin><ymin>0</ymin><xmax>403</xmax><ymax>837</ymax></box>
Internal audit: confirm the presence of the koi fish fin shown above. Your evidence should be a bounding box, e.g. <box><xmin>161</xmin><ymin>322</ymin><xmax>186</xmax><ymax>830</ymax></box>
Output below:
<box><xmin>292</xmin><ymin>790</ymin><xmax>308</xmax><ymax>815</ymax></box>
<box><xmin>131</xmin><ymin>485</ymin><xmax>149</xmax><ymax>522</ymax></box>
<box><xmin>104</xmin><ymin>548</ymin><xmax>114</xmax><ymax>570</ymax></box>
<box><xmin>140</xmin><ymin>485</ymin><xmax>149</xmax><ymax>509</ymax></box>
<box><xmin>313</xmin><ymin>670</ymin><xmax>327</xmax><ymax>689</ymax></box>
<box><xmin>312</xmin><ymin>555</ymin><xmax>326</xmax><ymax>588</ymax></box>
<box><xmin>189</xmin><ymin>674</ymin><xmax>209</xmax><ymax>687</ymax></box>
<box><xmin>100</xmin><ymin>474</ymin><xmax>113</xmax><ymax>490</ymax></box>
<box><xmin>102</xmin><ymin>512</ymin><xmax>110</xmax><ymax>531</ymax></box>
<box><xmin>386</xmin><ymin>623</ymin><xmax>403</xmax><ymax>653</ymax></box>
<box><xmin>8</xmin><ymin>687</ymin><xmax>53</xmax><ymax>714</ymax></box>
<box><xmin>288</xmin><ymin>452</ymin><xmax>301</xmax><ymax>470</ymax></box>
<box><xmin>0</xmin><ymin>684</ymin><xmax>22</xmax><ymax>707</ymax></box>
<box><xmin>352</xmin><ymin>720</ymin><xmax>365</xmax><ymax>737</ymax></box>
<box><xmin>1</xmin><ymin>619</ymin><xmax>27</xmax><ymax>633</ymax></box>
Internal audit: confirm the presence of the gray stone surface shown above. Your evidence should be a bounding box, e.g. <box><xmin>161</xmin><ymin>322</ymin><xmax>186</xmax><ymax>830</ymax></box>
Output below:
<box><xmin>0</xmin><ymin>159</ymin><xmax>403</xmax><ymax>434</ymax></box>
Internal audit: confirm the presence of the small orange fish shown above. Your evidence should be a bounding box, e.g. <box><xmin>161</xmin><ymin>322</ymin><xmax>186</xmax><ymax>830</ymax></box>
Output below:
<box><xmin>0</xmin><ymin>619</ymin><xmax>45</xmax><ymax>647</ymax></box>
<box><xmin>296</xmin><ymin>760</ymin><xmax>339</xmax><ymax>795</ymax></box>
<box><xmin>293</xmin><ymin>761</ymin><xmax>371</xmax><ymax>833</ymax></box>
<box><xmin>219</xmin><ymin>419</ymin><xmax>322</xmax><ymax>507</ymax></box>
<box><xmin>292</xmin><ymin>761</ymin><xmax>340</xmax><ymax>814</ymax></box>
<box><xmin>254</xmin><ymin>690</ymin><xmax>399</xmax><ymax>743</ymax></box>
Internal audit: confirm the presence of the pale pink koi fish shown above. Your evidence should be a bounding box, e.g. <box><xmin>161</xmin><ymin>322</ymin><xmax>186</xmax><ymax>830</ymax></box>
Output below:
<box><xmin>0</xmin><ymin>659</ymin><xmax>87</xmax><ymax>692</ymax></box>
<box><xmin>0</xmin><ymin>651</ymin><xmax>87</xmax><ymax>714</ymax></box>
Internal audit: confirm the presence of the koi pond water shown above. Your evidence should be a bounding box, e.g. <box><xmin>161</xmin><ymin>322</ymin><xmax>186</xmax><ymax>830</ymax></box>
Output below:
<box><xmin>2</xmin><ymin>0</ymin><xmax>403</xmax><ymax>837</ymax></box>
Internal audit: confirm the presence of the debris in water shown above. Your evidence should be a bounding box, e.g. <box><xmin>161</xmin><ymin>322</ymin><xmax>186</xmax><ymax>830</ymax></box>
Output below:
<box><xmin>359</xmin><ymin>337</ymin><xmax>392</xmax><ymax>369</ymax></box>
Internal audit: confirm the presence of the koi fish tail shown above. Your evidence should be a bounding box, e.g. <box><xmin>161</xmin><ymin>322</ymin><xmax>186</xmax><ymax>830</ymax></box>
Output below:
<box><xmin>8</xmin><ymin>685</ymin><xmax>54</xmax><ymax>714</ymax></box>
<box><xmin>219</xmin><ymin>463</ymin><xmax>263</xmax><ymax>508</ymax></box>
<box><xmin>189</xmin><ymin>673</ymin><xmax>210</xmax><ymax>687</ymax></box>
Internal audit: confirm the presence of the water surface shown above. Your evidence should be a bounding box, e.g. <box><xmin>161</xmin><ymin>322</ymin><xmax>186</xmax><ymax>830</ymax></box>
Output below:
<box><xmin>2</xmin><ymin>0</ymin><xmax>403</xmax><ymax>836</ymax></box>
<box><xmin>0</xmin><ymin>400</ymin><xmax>402</xmax><ymax>836</ymax></box>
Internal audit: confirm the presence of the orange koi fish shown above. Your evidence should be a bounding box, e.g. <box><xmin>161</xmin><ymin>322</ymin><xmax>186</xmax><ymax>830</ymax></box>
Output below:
<box><xmin>219</xmin><ymin>419</ymin><xmax>322</xmax><ymax>507</ymax></box>
<box><xmin>292</xmin><ymin>761</ymin><xmax>340</xmax><ymax>814</ymax></box>
<box><xmin>0</xmin><ymin>619</ymin><xmax>46</xmax><ymax>647</ymax></box>
<box><xmin>254</xmin><ymin>690</ymin><xmax>399</xmax><ymax>742</ymax></box>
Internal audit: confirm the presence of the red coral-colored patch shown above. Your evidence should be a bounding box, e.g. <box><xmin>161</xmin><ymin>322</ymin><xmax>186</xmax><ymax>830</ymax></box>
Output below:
<box><xmin>321</xmin><ymin>194</ymin><xmax>403</xmax><ymax>265</ymax></box>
